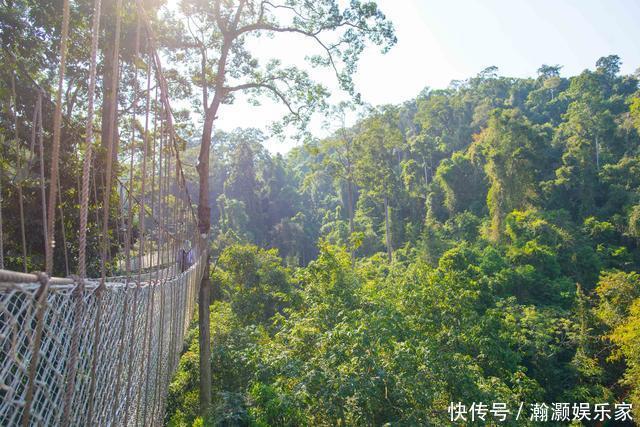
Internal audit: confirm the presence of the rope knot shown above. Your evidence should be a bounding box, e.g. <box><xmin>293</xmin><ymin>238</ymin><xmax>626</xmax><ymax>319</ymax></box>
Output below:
<box><xmin>34</xmin><ymin>271</ymin><xmax>49</xmax><ymax>286</ymax></box>
<box><xmin>69</xmin><ymin>274</ymin><xmax>85</xmax><ymax>297</ymax></box>
<box><xmin>33</xmin><ymin>271</ymin><xmax>50</xmax><ymax>301</ymax></box>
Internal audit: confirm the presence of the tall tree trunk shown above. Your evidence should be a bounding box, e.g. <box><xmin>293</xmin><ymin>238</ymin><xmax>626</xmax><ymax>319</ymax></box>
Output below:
<box><xmin>10</xmin><ymin>72</ymin><xmax>27</xmax><ymax>272</ymax></box>
<box><xmin>384</xmin><ymin>194</ymin><xmax>392</xmax><ymax>262</ymax></box>
<box><xmin>195</xmin><ymin>5</ymin><xmax>237</xmax><ymax>408</ymax></box>
<box><xmin>17</xmin><ymin>185</ymin><xmax>27</xmax><ymax>272</ymax></box>
<box><xmin>346</xmin><ymin>180</ymin><xmax>355</xmax><ymax>262</ymax></box>
<box><xmin>347</xmin><ymin>181</ymin><xmax>354</xmax><ymax>235</ymax></box>
<box><xmin>423</xmin><ymin>162</ymin><xmax>429</xmax><ymax>188</ymax></box>
<box><xmin>196</xmin><ymin>111</ymin><xmax>214</xmax><ymax>418</ymax></box>
<box><xmin>99</xmin><ymin>0</ymin><xmax>118</xmax><ymax>197</ymax></box>
<box><xmin>595</xmin><ymin>135</ymin><xmax>600</xmax><ymax>170</ymax></box>
<box><xmin>196</xmin><ymin>4</ymin><xmax>242</xmax><ymax>416</ymax></box>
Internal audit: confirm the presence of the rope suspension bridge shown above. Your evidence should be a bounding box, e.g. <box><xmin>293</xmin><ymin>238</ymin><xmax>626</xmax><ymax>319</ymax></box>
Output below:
<box><xmin>0</xmin><ymin>0</ymin><xmax>207</xmax><ymax>425</ymax></box>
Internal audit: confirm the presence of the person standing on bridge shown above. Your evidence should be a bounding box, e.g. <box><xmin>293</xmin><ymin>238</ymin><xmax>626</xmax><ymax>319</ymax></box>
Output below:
<box><xmin>186</xmin><ymin>240</ymin><xmax>195</xmax><ymax>268</ymax></box>
<box><xmin>177</xmin><ymin>240</ymin><xmax>194</xmax><ymax>273</ymax></box>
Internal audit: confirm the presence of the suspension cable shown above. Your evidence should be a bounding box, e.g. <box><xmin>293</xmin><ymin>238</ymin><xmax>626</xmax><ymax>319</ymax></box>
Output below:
<box><xmin>99</xmin><ymin>0</ymin><xmax>123</xmax><ymax>286</ymax></box>
<box><xmin>45</xmin><ymin>0</ymin><xmax>71</xmax><ymax>275</ymax></box>
<box><xmin>78</xmin><ymin>0</ymin><xmax>102</xmax><ymax>279</ymax></box>
<box><xmin>136</xmin><ymin>0</ymin><xmax>198</xmax><ymax>225</ymax></box>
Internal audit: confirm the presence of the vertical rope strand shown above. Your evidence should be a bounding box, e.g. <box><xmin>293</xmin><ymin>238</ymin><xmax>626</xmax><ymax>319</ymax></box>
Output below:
<box><xmin>57</xmin><ymin>173</ymin><xmax>70</xmax><ymax>276</ymax></box>
<box><xmin>78</xmin><ymin>0</ymin><xmax>102</xmax><ymax>279</ymax></box>
<box><xmin>122</xmin><ymin>16</ymin><xmax>142</xmax><ymax>426</ymax></box>
<box><xmin>88</xmin><ymin>0</ymin><xmax>119</xmax><ymax>420</ymax></box>
<box><xmin>21</xmin><ymin>274</ymin><xmax>50</xmax><ymax>427</ymax></box>
<box><xmin>36</xmin><ymin>94</ymin><xmax>48</xmax><ymax>270</ymax></box>
<box><xmin>132</xmin><ymin>39</ymin><xmax>153</xmax><ymax>427</ymax></box>
<box><xmin>11</xmin><ymin>72</ymin><xmax>28</xmax><ymax>272</ymax></box>
<box><xmin>99</xmin><ymin>0</ymin><xmax>123</xmax><ymax>284</ymax></box>
<box><xmin>141</xmin><ymin>82</ymin><xmax>159</xmax><ymax>427</ymax></box>
<box><xmin>46</xmin><ymin>0</ymin><xmax>70</xmax><ymax>275</ymax></box>
<box><xmin>61</xmin><ymin>278</ymin><xmax>85</xmax><ymax>426</ymax></box>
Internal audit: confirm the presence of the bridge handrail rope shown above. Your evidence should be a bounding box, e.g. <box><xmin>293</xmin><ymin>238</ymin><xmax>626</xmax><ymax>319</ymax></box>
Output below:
<box><xmin>0</xmin><ymin>0</ymin><xmax>206</xmax><ymax>425</ymax></box>
<box><xmin>136</xmin><ymin>0</ymin><xmax>200</xmax><ymax>229</ymax></box>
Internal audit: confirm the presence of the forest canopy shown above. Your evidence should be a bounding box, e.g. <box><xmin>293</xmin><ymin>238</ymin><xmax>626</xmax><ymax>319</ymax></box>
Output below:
<box><xmin>166</xmin><ymin>56</ymin><xmax>640</xmax><ymax>425</ymax></box>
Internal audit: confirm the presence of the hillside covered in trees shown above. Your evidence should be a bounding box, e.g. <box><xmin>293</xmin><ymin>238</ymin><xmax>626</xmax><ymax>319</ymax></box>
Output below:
<box><xmin>167</xmin><ymin>57</ymin><xmax>640</xmax><ymax>424</ymax></box>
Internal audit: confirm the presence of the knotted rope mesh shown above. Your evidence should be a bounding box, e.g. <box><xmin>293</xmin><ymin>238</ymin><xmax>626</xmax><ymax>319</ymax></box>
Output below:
<box><xmin>0</xmin><ymin>255</ymin><xmax>205</xmax><ymax>426</ymax></box>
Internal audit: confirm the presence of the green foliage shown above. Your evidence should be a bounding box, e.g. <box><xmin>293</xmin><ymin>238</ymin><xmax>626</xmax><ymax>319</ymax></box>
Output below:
<box><xmin>630</xmin><ymin>93</ymin><xmax>640</xmax><ymax>133</ymax></box>
<box><xmin>434</xmin><ymin>152</ymin><xmax>486</xmax><ymax>215</ymax></box>
<box><xmin>353</xmin><ymin>107</ymin><xmax>403</xmax><ymax>199</ymax></box>
<box><xmin>217</xmin><ymin>244</ymin><xmax>295</xmax><ymax>327</ymax></box>
<box><xmin>477</xmin><ymin>109</ymin><xmax>548</xmax><ymax>240</ymax></box>
<box><xmin>162</xmin><ymin>56</ymin><xmax>640</xmax><ymax>424</ymax></box>
<box><xmin>609</xmin><ymin>299</ymin><xmax>640</xmax><ymax>418</ymax></box>
<box><xmin>595</xmin><ymin>271</ymin><xmax>640</xmax><ymax>417</ymax></box>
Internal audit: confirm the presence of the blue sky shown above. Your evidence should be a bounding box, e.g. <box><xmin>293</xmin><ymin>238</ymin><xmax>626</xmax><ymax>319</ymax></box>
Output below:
<box><xmin>208</xmin><ymin>0</ymin><xmax>640</xmax><ymax>152</ymax></box>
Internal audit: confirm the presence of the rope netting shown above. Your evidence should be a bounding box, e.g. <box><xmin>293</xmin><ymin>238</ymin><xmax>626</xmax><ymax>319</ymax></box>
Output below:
<box><xmin>0</xmin><ymin>256</ymin><xmax>205</xmax><ymax>426</ymax></box>
<box><xmin>0</xmin><ymin>0</ymin><xmax>207</xmax><ymax>425</ymax></box>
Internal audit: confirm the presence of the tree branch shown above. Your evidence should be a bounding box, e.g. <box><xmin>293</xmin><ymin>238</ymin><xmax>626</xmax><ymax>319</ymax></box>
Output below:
<box><xmin>224</xmin><ymin>81</ymin><xmax>301</xmax><ymax>118</ymax></box>
<box><xmin>213</xmin><ymin>0</ymin><xmax>226</xmax><ymax>33</ymax></box>
<box><xmin>232</xmin><ymin>23</ymin><xmax>342</xmax><ymax>82</ymax></box>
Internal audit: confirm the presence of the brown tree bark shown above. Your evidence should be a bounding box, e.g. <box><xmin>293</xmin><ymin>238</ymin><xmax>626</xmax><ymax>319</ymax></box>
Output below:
<box><xmin>98</xmin><ymin>0</ymin><xmax>119</xmax><ymax>196</ymax></box>
<box><xmin>384</xmin><ymin>194</ymin><xmax>392</xmax><ymax>262</ymax></box>
<box><xmin>347</xmin><ymin>181</ymin><xmax>355</xmax><ymax>236</ymax></box>
<box><xmin>195</xmin><ymin>0</ymin><xmax>237</xmax><ymax>410</ymax></box>
<box><xmin>196</xmin><ymin>111</ymin><xmax>214</xmax><ymax>417</ymax></box>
